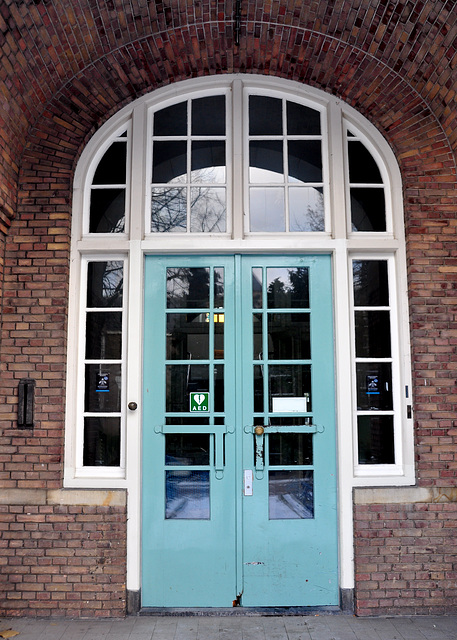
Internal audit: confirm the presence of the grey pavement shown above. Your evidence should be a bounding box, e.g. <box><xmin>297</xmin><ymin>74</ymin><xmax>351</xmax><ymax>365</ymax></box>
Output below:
<box><xmin>1</xmin><ymin>615</ymin><xmax>457</xmax><ymax>640</ymax></box>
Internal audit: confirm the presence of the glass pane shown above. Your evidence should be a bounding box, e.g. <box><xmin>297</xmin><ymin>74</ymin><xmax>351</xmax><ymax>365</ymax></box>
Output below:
<box><xmin>165</xmin><ymin>434</ymin><xmax>210</xmax><ymax>465</ymax></box>
<box><xmin>84</xmin><ymin>364</ymin><xmax>122</xmax><ymax>412</ymax></box>
<box><xmin>166</xmin><ymin>470</ymin><xmax>210</xmax><ymax>519</ymax></box>
<box><xmin>268</xmin><ymin>313</ymin><xmax>310</xmax><ymax>359</ymax></box>
<box><xmin>348</xmin><ymin>141</ymin><xmax>382</xmax><ymax>183</ymax></box>
<box><xmin>250</xmin><ymin>187</ymin><xmax>285</xmax><ymax>232</ymax></box>
<box><xmin>269</xmin><ymin>433</ymin><xmax>313</xmax><ymax>465</ymax></box>
<box><xmin>253</xmin><ymin>313</ymin><xmax>263</xmax><ymax>359</ymax></box>
<box><xmin>89</xmin><ymin>189</ymin><xmax>125</xmax><ymax>233</ymax></box>
<box><xmin>192</xmin><ymin>96</ymin><xmax>225</xmax><ymax>136</ymax></box>
<box><xmin>289</xmin><ymin>187</ymin><xmax>324</xmax><ymax>231</ymax></box>
<box><xmin>269</xmin><ymin>416</ymin><xmax>313</xmax><ymax>426</ymax></box>
<box><xmin>166</xmin><ymin>364</ymin><xmax>209</xmax><ymax>412</ymax></box>
<box><xmin>92</xmin><ymin>141</ymin><xmax>127</xmax><ymax>185</ymax></box>
<box><xmin>267</xmin><ymin>267</ymin><xmax>309</xmax><ymax>308</ymax></box>
<box><xmin>152</xmin><ymin>141</ymin><xmax>187</xmax><ymax>183</ymax></box>
<box><xmin>355</xmin><ymin>310</ymin><xmax>391</xmax><ymax>357</ymax></box>
<box><xmin>249</xmin><ymin>141</ymin><xmax>283</xmax><ymax>183</ymax></box>
<box><xmin>269</xmin><ymin>470</ymin><xmax>314</xmax><ymax>519</ymax></box>
<box><xmin>214</xmin><ymin>268</ymin><xmax>224</xmax><ymax>308</ymax></box>
<box><xmin>249</xmin><ymin>96</ymin><xmax>282</xmax><ymax>135</ymax></box>
<box><xmin>166</xmin><ymin>313</ymin><xmax>209</xmax><ymax>360</ymax></box>
<box><xmin>269</xmin><ymin>365</ymin><xmax>311</xmax><ymax>412</ymax></box>
<box><xmin>288</xmin><ymin>140</ymin><xmax>322</xmax><ymax>183</ymax></box>
<box><xmin>356</xmin><ymin>363</ymin><xmax>393</xmax><ymax>410</ymax></box>
<box><xmin>166</xmin><ymin>417</ymin><xmax>210</xmax><ymax>425</ymax></box>
<box><xmin>151</xmin><ymin>187</ymin><xmax>187</xmax><ymax>232</ymax></box>
<box><xmin>191</xmin><ymin>141</ymin><xmax>225</xmax><ymax>183</ymax></box>
<box><xmin>214</xmin><ymin>365</ymin><xmax>224</xmax><ymax>412</ymax></box>
<box><xmin>358</xmin><ymin>415</ymin><xmax>395</xmax><ymax>464</ymax></box>
<box><xmin>287</xmin><ymin>101</ymin><xmax>321</xmax><ymax>135</ymax></box>
<box><xmin>85</xmin><ymin>311</ymin><xmax>122</xmax><ymax>359</ymax></box>
<box><xmin>351</xmin><ymin>188</ymin><xmax>386</xmax><ymax>232</ymax></box>
<box><xmin>87</xmin><ymin>261</ymin><xmax>123</xmax><ymax>308</ymax></box>
<box><xmin>252</xmin><ymin>268</ymin><xmax>263</xmax><ymax>308</ymax></box>
<box><xmin>254</xmin><ymin>364</ymin><xmax>264</xmax><ymax>412</ymax></box>
<box><xmin>167</xmin><ymin>268</ymin><xmax>210</xmax><ymax>308</ymax></box>
<box><xmin>190</xmin><ymin>187</ymin><xmax>226</xmax><ymax>232</ymax></box>
<box><xmin>153</xmin><ymin>102</ymin><xmax>187</xmax><ymax>136</ymax></box>
<box><xmin>353</xmin><ymin>260</ymin><xmax>389</xmax><ymax>306</ymax></box>
<box><xmin>83</xmin><ymin>417</ymin><xmax>120</xmax><ymax>466</ymax></box>
<box><xmin>214</xmin><ymin>317</ymin><xmax>224</xmax><ymax>359</ymax></box>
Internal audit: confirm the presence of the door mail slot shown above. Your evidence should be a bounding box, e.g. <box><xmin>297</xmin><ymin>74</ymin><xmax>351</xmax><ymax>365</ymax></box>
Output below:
<box><xmin>18</xmin><ymin>378</ymin><xmax>36</xmax><ymax>429</ymax></box>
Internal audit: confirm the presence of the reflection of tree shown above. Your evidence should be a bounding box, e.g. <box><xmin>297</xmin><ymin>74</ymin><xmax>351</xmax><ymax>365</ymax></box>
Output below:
<box><xmin>290</xmin><ymin>189</ymin><xmax>324</xmax><ymax>232</ymax></box>
<box><xmin>167</xmin><ymin>268</ymin><xmax>210</xmax><ymax>308</ymax></box>
<box><xmin>88</xmin><ymin>261</ymin><xmax>123</xmax><ymax>307</ymax></box>
<box><xmin>267</xmin><ymin>268</ymin><xmax>309</xmax><ymax>308</ymax></box>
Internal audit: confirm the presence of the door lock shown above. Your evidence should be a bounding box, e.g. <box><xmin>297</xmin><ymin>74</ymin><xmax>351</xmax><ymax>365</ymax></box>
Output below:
<box><xmin>128</xmin><ymin>402</ymin><xmax>138</xmax><ymax>411</ymax></box>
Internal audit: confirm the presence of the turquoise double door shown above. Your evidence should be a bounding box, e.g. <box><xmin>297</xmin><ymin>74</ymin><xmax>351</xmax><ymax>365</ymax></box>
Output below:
<box><xmin>142</xmin><ymin>255</ymin><xmax>338</xmax><ymax>608</ymax></box>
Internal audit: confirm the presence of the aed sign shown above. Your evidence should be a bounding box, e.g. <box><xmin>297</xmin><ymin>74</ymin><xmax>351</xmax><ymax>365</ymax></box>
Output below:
<box><xmin>190</xmin><ymin>392</ymin><xmax>209</xmax><ymax>412</ymax></box>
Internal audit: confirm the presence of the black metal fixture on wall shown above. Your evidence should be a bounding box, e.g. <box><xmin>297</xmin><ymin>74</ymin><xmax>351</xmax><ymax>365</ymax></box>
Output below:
<box><xmin>234</xmin><ymin>0</ymin><xmax>241</xmax><ymax>46</ymax></box>
<box><xmin>18</xmin><ymin>378</ymin><xmax>35</xmax><ymax>429</ymax></box>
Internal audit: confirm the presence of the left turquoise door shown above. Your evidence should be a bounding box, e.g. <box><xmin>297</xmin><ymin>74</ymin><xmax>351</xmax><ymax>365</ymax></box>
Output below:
<box><xmin>142</xmin><ymin>255</ymin><xmax>338</xmax><ymax>608</ymax></box>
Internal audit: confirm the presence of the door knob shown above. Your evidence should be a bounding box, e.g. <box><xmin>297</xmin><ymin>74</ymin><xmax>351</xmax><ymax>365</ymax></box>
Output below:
<box><xmin>128</xmin><ymin>402</ymin><xmax>138</xmax><ymax>411</ymax></box>
<box><xmin>254</xmin><ymin>425</ymin><xmax>264</xmax><ymax>436</ymax></box>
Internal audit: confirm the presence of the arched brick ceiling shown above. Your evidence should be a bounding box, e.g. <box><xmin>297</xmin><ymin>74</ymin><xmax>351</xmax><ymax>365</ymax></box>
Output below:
<box><xmin>1</xmin><ymin>0</ymin><xmax>457</xmax><ymax>231</ymax></box>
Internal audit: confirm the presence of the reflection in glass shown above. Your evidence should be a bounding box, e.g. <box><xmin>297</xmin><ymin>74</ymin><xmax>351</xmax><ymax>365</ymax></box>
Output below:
<box><xmin>356</xmin><ymin>363</ymin><xmax>393</xmax><ymax>411</ymax></box>
<box><xmin>249</xmin><ymin>95</ymin><xmax>282</xmax><ymax>135</ymax></box>
<box><xmin>287</xmin><ymin>140</ymin><xmax>322</xmax><ymax>183</ymax></box>
<box><xmin>351</xmin><ymin>187</ymin><xmax>386</xmax><ymax>231</ymax></box>
<box><xmin>214</xmin><ymin>268</ymin><xmax>224</xmax><ymax>308</ymax></box>
<box><xmin>252</xmin><ymin>268</ymin><xmax>263</xmax><ymax>308</ymax></box>
<box><xmin>268</xmin><ymin>314</ymin><xmax>310</xmax><ymax>359</ymax></box>
<box><xmin>289</xmin><ymin>187</ymin><xmax>324</xmax><ymax>232</ymax></box>
<box><xmin>287</xmin><ymin>101</ymin><xmax>321</xmax><ymax>135</ymax></box>
<box><xmin>92</xmin><ymin>141</ymin><xmax>127</xmax><ymax>185</ymax></box>
<box><xmin>192</xmin><ymin>95</ymin><xmax>225</xmax><ymax>136</ymax></box>
<box><xmin>269</xmin><ymin>470</ymin><xmax>314</xmax><ymax>519</ymax></box>
<box><xmin>250</xmin><ymin>187</ymin><xmax>285</xmax><ymax>232</ymax></box>
<box><xmin>253</xmin><ymin>313</ymin><xmax>263</xmax><ymax>359</ymax></box>
<box><xmin>269</xmin><ymin>365</ymin><xmax>311</xmax><ymax>412</ymax></box>
<box><xmin>152</xmin><ymin>141</ymin><xmax>186</xmax><ymax>183</ymax></box>
<box><xmin>191</xmin><ymin>141</ymin><xmax>225</xmax><ymax>183</ymax></box>
<box><xmin>355</xmin><ymin>310</ymin><xmax>391</xmax><ymax>358</ymax></box>
<box><xmin>348</xmin><ymin>141</ymin><xmax>382</xmax><ymax>183</ymax></box>
<box><xmin>353</xmin><ymin>260</ymin><xmax>389</xmax><ymax>306</ymax></box>
<box><xmin>269</xmin><ymin>433</ymin><xmax>313</xmax><ymax>465</ymax></box>
<box><xmin>249</xmin><ymin>141</ymin><xmax>283</xmax><ymax>183</ymax></box>
<box><xmin>190</xmin><ymin>187</ymin><xmax>226</xmax><ymax>232</ymax></box>
<box><xmin>151</xmin><ymin>187</ymin><xmax>187</xmax><ymax>232</ymax></box>
<box><xmin>214</xmin><ymin>365</ymin><xmax>224</xmax><ymax>412</ymax></box>
<box><xmin>267</xmin><ymin>268</ymin><xmax>309</xmax><ymax>308</ymax></box>
<box><xmin>89</xmin><ymin>189</ymin><xmax>125</xmax><ymax>233</ymax></box>
<box><xmin>83</xmin><ymin>417</ymin><xmax>120</xmax><ymax>466</ymax></box>
<box><xmin>166</xmin><ymin>268</ymin><xmax>210</xmax><ymax>308</ymax></box>
<box><xmin>166</xmin><ymin>364</ymin><xmax>209</xmax><ymax>412</ymax></box>
<box><xmin>358</xmin><ymin>415</ymin><xmax>394</xmax><ymax>464</ymax></box>
<box><xmin>165</xmin><ymin>434</ymin><xmax>210</xmax><ymax>465</ymax></box>
<box><xmin>214</xmin><ymin>318</ymin><xmax>224</xmax><ymax>359</ymax></box>
<box><xmin>85</xmin><ymin>364</ymin><xmax>122</xmax><ymax>412</ymax></box>
<box><xmin>153</xmin><ymin>102</ymin><xmax>187</xmax><ymax>136</ymax></box>
<box><xmin>166</xmin><ymin>313</ymin><xmax>209</xmax><ymax>360</ymax></box>
<box><xmin>166</xmin><ymin>470</ymin><xmax>210</xmax><ymax>519</ymax></box>
<box><xmin>87</xmin><ymin>261</ymin><xmax>123</xmax><ymax>308</ymax></box>
<box><xmin>86</xmin><ymin>312</ymin><xmax>122</xmax><ymax>359</ymax></box>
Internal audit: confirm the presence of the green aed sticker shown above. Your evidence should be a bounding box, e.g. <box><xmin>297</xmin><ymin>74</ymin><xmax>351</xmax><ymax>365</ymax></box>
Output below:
<box><xmin>190</xmin><ymin>392</ymin><xmax>209</xmax><ymax>412</ymax></box>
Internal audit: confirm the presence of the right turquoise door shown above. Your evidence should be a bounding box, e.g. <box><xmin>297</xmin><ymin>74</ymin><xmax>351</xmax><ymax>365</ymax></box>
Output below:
<box><xmin>142</xmin><ymin>254</ymin><xmax>338</xmax><ymax>608</ymax></box>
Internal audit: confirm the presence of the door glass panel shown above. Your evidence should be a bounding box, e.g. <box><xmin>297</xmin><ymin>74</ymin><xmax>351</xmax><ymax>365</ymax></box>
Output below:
<box><xmin>289</xmin><ymin>187</ymin><xmax>324</xmax><ymax>232</ymax></box>
<box><xmin>214</xmin><ymin>267</ymin><xmax>224</xmax><ymax>308</ymax></box>
<box><xmin>253</xmin><ymin>313</ymin><xmax>263</xmax><ymax>359</ymax></box>
<box><xmin>214</xmin><ymin>365</ymin><xmax>224</xmax><ymax>412</ymax></box>
<box><xmin>166</xmin><ymin>364</ymin><xmax>209</xmax><ymax>412</ymax></box>
<box><xmin>214</xmin><ymin>317</ymin><xmax>224</xmax><ymax>359</ymax></box>
<box><xmin>166</xmin><ymin>470</ymin><xmax>210</xmax><ymax>519</ymax></box>
<box><xmin>267</xmin><ymin>267</ymin><xmax>309</xmax><ymax>308</ymax></box>
<box><xmin>85</xmin><ymin>312</ymin><xmax>122</xmax><ymax>359</ymax></box>
<box><xmin>358</xmin><ymin>415</ymin><xmax>395</xmax><ymax>464</ymax></box>
<box><xmin>166</xmin><ymin>313</ymin><xmax>209</xmax><ymax>360</ymax></box>
<box><xmin>84</xmin><ymin>417</ymin><xmax>120</xmax><ymax>466</ymax></box>
<box><xmin>190</xmin><ymin>187</ymin><xmax>226</xmax><ymax>232</ymax></box>
<box><xmin>269</xmin><ymin>470</ymin><xmax>314</xmax><ymax>519</ymax></box>
<box><xmin>356</xmin><ymin>363</ymin><xmax>393</xmax><ymax>410</ymax></box>
<box><xmin>355</xmin><ymin>310</ymin><xmax>391</xmax><ymax>357</ymax></box>
<box><xmin>167</xmin><ymin>268</ymin><xmax>210</xmax><ymax>308</ymax></box>
<box><xmin>151</xmin><ymin>187</ymin><xmax>187</xmax><ymax>233</ymax></box>
<box><xmin>165</xmin><ymin>434</ymin><xmax>210</xmax><ymax>465</ymax></box>
<box><xmin>269</xmin><ymin>433</ymin><xmax>313</xmax><ymax>465</ymax></box>
<box><xmin>269</xmin><ymin>365</ymin><xmax>312</xmax><ymax>412</ymax></box>
<box><xmin>249</xmin><ymin>96</ymin><xmax>282</xmax><ymax>135</ymax></box>
<box><xmin>254</xmin><ymin>364</ymin><xmax>264</xmax><ymax>412</ymax></box>
<box><xmin>252</xmin><ymin>268</ymin><xmax>263</xmax><ymax>308</ymax></box>
<box><xmin>268</xmin><ymin>313</ymin><xmax>310</xmax><ymax>360</ymax></box>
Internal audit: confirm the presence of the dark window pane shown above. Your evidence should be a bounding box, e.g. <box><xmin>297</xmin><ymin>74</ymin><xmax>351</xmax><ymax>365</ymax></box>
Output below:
<box><xmin>214</xmin><ymin>365</ymin><xmax>224</xmax><ymax>412</ymax></box>
<box><xmin>269</xmin><ymin>470</ymin><xmax>314</xmax><ymax>519</ymax></box>
<box><xmin>353</xmin><ymin>260</ymin><xmax>389</xmax><ymax>306</ymax></box>
<box><xmin>348</xmin><ymin>141</ymin><xmax>382</xmax><ymax>184</ymax></box>
<box><xmin>85</xmin><ymin>364</ymin><xmax>122</xmax><ymax>412</ymax></box>
<box><xmin>191</xmin><ymin>96</ymin><xmax>226</xmax><ymax>136</ymax></box>
<box><xmin>165</xmin><ymin>417</ymin><xmax>210</xmax><ymax>425</ymax></box>
<box><xmin>190</xmin><ymin>187</ymin><xmax>226</xmax><ymax>233</ymax></box>
<box><xmin>289</xmin><ymin>187</ymin><xmax>325</xmax><ymax>232</ymax></box>
<box><xmin>252</xmin><ymin>268</ymin><xmax>263</xmax><ymax>308</ymax></box>
<box><xmin>89</xmin><ymin>188</ymin><xmax>125</xmax><ymax>233</ymax></box>
<box><xmin>191</xmin><ymin>141</ymin><xmax>225</xmax><ymax>183</ymax></box>
<box><xmin>166</xmin><ymin>313</ymin><xmax>209</xmax><ymax>360</ymax></box>
<box><xmin>356</xmin><ymin>363</ymin><xmax>393</xmax><ymax>411</ymax></box>
<box><xmin>268</xmin><ymin>313</ymin><xmax>310</xmax><ymax>359</ymax></box>
<box><xmin>269</xmin><ymin>365</ymin><xmax>311</xmax><ymax>412</ymax></box>
<box><xmin>249</xmin><ymin>96</ymin><xmax>282</xmax><ymax>135</ymax></box>
<box><xmin>152</xmin><ymin>141</ymin><xmax>187</xmax><ymax>183</ymax></box>
<box><xmin>166</xmin><ymin>268</ymin><xmax>210</xmax><ymax>308</ymax></box>
<box><xmin>268</xmin><ymin>417</ymin><xmax>313</xmax><ymax>426</ymax></box>
<box><xmin>253</xmin><ymin>313</ymin><xmax>263</xmax><ymax>360</ymax></box>
<box><xmin>355</xmin><ymin>310</ymin><xmax>391</xmax><ymax>358</ymax></box>
<box><xmin>287</xmin><ymin>101</ymin><xmax>321</xmax><ymax>135</ymax></box>
<box><xmin>288</xmin><ymin>140</ymin><xmax>322</xmax><ymax>183</ymax></box>
<box><xmin>249</xmin><ymin>140</ymin><xmax>283</xmax><ymax>182</ymax></box>
<box><xmin>166</xmin><ymin>470</ymin><xmax>210</xmax><ymax>519</ymax></box>
<box><xmin>86</xmin><ymin>311</ymin><xmax>122</xmax><ymax>359</ymax></box>
<box><xmin>267</xmin><ymin>268</ymin><xmax>309</xmax><ymax>308</ymax></box>
<box><xmin>214</xmin><ymin>318</ymin><xmax>224</xmax><ymax>359</ymax></box>
<box><xmin>92</xmin><ymin>141</ymin><xmax>127</xmax><ymax>185</ymax></box>
<box><xmin>165</xmin><ymin>434</ymin><xmax>210</xmax><ymax>465</ymax></box>
<box><xmin>214</xmin><ymin>268</ymin><xmax>224</xmax><ymax>309</ymax></box>
<box><xmin>153</xmin><ymin>102</ymin><xmax>187</xmax><ymax>136</ymax></box>
<box><xmin>166</xmin><ymin>364</ymin><xmax>209</xmax><ymax>412</ymax></box>
<box><xmin>351</xmin><ymin>188</ymin><xmax>386</xmax><ymax>231</ymax></box>
<box><xmin>269</xmin><ymin>433</ymin><xmax>313</xmax><ymax>465</ymax></box>
<box><xmin>254</xmin><ymin>364</ymin><xmax>264</xmax><ymax>412</ymax></box>
<box><xmin>84</xmin><ymin>417</ymin><xmax>120</xmax><ymax>466</ymax></box>
<box><xmin>357</xmin><ymin>415</ymin><xmax>395</xmax><ymax>464</ymax></box>
<box><xmin>87</xmin><ymin>261</ymin><xmax>123</xmax><ymax>308</ymax></box>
